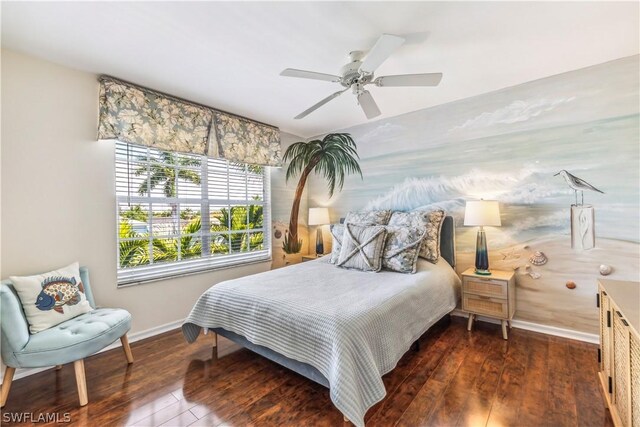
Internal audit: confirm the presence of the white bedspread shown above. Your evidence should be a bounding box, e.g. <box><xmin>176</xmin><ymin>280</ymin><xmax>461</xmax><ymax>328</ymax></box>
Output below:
<box><xmin>182</xmin><ymin>257</ymin><xmax>460</xmax><ymax>426</ymax></box>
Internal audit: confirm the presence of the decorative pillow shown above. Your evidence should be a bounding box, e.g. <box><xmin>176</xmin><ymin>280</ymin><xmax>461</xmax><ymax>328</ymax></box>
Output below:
<box><xmin>388</xmin><ymin>209</ymin><xmax>446</xmax><ymax>263</ymax></box>
<box><xmin>382</xmin><ymin>225</ymin><xmax>427</xmax><ymax>274</ymax></box>
<box><xmin>337</xmin><ymin>224</ymin><xmax>387</xmax><ymax>272</ymax></box>
<box><xmin>329</xmin><ymin>224</ymin><xmax>344</xmax><ymax>264</ymax></box>
<box><xmin>344</xmin><ymin>210</ymin><xmax>392</xmax><ymax>226</ymax></box>
<box><xmin>10</xmin><ymin>262</ymin><xmax>93</xmax><ymax>334</ymax></box>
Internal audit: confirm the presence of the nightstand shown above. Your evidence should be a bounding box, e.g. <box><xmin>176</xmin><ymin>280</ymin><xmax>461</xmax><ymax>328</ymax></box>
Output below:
<box><xmin>302</xmin><ymin>254</ymin><xmax>324</xmax><ymax>262</ymax></box>
<box><xmin>461</xmin><ymin>267</ymin><xmax>516</xmax><ymax>340</ymax></box>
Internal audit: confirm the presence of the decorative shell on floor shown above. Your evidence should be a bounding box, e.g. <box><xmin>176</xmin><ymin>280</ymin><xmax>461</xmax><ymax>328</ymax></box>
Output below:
<box><xmin>566</xmin><ymin>281</ymin><xmax>577</xmax><ymax>289</ymax></box>
<box><xmin>599</xmin><ymin>264</ymin><xmax>613</xmax><ymax>276</ymax></box>
<box><xmin>529</xmin><ymin>251</ymin><xmax>548</xmax><ymax>266</ymax></box>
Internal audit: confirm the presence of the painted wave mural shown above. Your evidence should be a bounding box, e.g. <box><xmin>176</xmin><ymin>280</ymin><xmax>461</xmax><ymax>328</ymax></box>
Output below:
<box><xmin>308</xmin><ymin>55</ymin><xmax>639</xmax><ymax>334</ymax></box>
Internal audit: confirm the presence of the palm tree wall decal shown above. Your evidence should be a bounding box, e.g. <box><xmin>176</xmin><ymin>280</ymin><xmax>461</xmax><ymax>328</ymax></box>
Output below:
<box><xmin>283</xmin><ymin>133</ymin><xmax>362</xmax><ymax>254</ymax></box>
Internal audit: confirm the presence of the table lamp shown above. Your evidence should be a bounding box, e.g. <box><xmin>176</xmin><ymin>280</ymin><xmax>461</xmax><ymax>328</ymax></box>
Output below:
<box><xmin>308</xmin><ymin>207</ymin><xmax>330</xmax><ymax>256</ymax></box>
<box><xmin>464</xmin><ymin>200</ymin><xmax>501</xmax><ymax>275</ymax></box>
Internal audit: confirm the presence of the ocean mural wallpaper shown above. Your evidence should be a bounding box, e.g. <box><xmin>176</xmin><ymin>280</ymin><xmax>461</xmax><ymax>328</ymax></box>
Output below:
<box><xmin>308</xmin><ymin>54</ymin><xmax>639</xmax><ymax>335</ymax></box>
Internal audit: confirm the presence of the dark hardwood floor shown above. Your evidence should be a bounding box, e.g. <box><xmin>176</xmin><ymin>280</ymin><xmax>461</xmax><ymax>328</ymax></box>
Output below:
<box><xmin>1</xmin><ymin>316</ymin><xmax>613</xmax><ymax>427</ymax></box>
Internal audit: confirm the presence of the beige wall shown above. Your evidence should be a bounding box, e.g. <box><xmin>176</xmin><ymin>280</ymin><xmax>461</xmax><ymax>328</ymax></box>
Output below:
<box><xmin>0</xmin><ymin>49</ymin><xmax>299</xmax><ymax>337</ymax></box>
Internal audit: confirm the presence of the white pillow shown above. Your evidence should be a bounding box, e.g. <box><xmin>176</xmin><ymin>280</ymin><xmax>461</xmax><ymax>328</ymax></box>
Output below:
<box><xmin>337</xmin><ymin>224</ymin><xmax>387</xmax><ymax>272</ymax></box>
<box><xmin>10</xmin><ymin>262</ymin><xmax>93</xmax><ymax>334</ymax></box>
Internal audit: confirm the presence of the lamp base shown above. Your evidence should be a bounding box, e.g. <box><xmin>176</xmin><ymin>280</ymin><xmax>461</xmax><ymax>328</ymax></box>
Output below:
<box><xmin>474</xmin><ymin>269</ymin><xmax>492</xmax><ymax>276</ymax></box>
<box><xmin>315</xmin><ymin>228</ymin><xmax>324</xmax><ymax>256</ymax></box>
<box><xmin>474</xmin><ymin>228</ymin><xmax>491</xmax><ymax>275</ymax></box>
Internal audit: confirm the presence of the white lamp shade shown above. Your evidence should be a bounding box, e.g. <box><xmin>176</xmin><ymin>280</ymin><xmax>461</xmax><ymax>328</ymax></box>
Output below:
<box><xmin>308</xmin><ymin>207</ymin><xmax>330</xmax><ymax>225</ymax></box>
<box><xmin>464</xmin><ymin>200</ymin><xmax>501</xmax><ymax>227</ymax></box>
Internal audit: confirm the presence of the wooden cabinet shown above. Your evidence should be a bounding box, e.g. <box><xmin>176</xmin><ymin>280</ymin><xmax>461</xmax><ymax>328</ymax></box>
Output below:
<box><xmin>598</xmin><ymin>279</ymin><xmax>640</xmax><ymax>427</ymax></box>
<box><xmin>461</xmin><ymin>268</ymin><xmax>515</xmax><ymax>340</ymax></box>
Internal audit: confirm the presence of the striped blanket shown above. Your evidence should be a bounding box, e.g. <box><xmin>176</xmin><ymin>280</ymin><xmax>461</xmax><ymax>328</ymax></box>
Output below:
<box><xmin>182</xmin><ymin>257</ymin><xmax>460</xmax><ymax>426</ymax></box>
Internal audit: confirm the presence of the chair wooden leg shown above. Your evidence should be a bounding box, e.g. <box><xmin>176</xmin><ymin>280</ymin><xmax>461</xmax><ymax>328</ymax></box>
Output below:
<box><xmin>1</xmin><ymin>367</ymin><xmax>16</xmax><ymax>408</ymax></box>
<box><xmin>212</xmin><ymin>332</ymin><xmax>218</xmax><ymax>348</ymax></box>
<box><xmin>120</xmin><ymin>335</ymin><xmax>134</xmax><ymax>364</ymax></box>
<box><xmin>74</xmin><ymin>360</ymin><xmax>88</xmax><ymax>406</ymax></box>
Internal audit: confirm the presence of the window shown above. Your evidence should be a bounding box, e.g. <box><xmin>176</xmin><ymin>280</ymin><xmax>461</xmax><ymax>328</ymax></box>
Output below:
<box><xmin>115</xmin><ymin>142</ymin><xmax>271</xmax><ymax>285</ymax></box>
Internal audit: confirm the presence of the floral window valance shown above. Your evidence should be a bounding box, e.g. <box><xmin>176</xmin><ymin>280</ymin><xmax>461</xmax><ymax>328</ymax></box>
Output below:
<box><xmin>97</xmin><ymin>76</ymin><xmax>281</xmax><ymax>166</ymax></box>
<box><xmin>213</xmin><ymin>112</ymin><xmax>282</xmax><ymax>167</ymax></box>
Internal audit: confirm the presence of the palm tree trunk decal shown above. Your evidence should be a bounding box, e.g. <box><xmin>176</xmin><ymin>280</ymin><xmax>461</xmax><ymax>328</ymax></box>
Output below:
<box><xmin>283</xmin><ymin>133</ymin><xmax>362</xmax><ymax>254</ymax></box>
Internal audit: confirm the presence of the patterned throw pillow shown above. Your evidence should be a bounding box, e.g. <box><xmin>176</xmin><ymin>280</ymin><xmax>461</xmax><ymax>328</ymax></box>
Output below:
<box><xmin>344</xmin><ymin>210</ymin><xmax>392</xmax><ymax>226</ymax></box>
<box><xmin>337</xmin><ymin>224</ymin><xmax>387</xmax><ymax>272</ymax></box>
<box><xmin>10</xmin><ymin>262</ymin><xmax>93</xmax><ymax>334</ymax></box>
<box><xmin>388</xmin><ymin>209</ymin><xmax>446</xmax><ymax>263</ymax></box>
<box><xmin>329</xmin><ymin>224</ymin><xmax>345</xmax><ymax>264</ymax></box>
<box><xmin>382</xmin><ymin>225</ymin><xmax>427</xmax><ymax>274</ymax></box>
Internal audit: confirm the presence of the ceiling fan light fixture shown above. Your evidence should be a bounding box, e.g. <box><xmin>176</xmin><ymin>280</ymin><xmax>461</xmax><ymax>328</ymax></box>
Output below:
<box><xmin>280</xmin><ymin>34</ymin><xmax>442</xmax><ymax>120</ymax></box>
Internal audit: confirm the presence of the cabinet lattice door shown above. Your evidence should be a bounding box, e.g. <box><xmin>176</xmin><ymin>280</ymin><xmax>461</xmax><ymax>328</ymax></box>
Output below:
<box><xmin>598</xmin><ymin>280</ymin><xmax>639</xmax><ymax>427</ymax></box>
<box><xmin>630</xmin><ymin>333</ymin><xmax>640</xmax><ymax>427</ymax></box>
<box><xmin>601</xmin><ymin>292</ymin><xmax>612</xmax><ymax>380</ymax></box>
<box><xmin>614</xmin><ymin>313</ymin><xmax>630</xmax><ymax>426</ymax></box>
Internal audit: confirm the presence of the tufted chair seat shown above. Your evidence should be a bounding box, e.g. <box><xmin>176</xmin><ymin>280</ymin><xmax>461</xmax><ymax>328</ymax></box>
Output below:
<box><xmin>12</xmin><ymin>309</ymin><xmax>131</xmax><ymax>368</ymax></box>
<box><xmin>1</xmin><ymin>267</ymin><xmax>133</xmax><ymax>408</ymax></box>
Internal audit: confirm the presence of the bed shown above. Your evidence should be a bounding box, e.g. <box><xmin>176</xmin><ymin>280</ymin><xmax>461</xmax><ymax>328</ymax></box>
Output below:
<box><xmin>182</xmin><ymin>216</ymin><xmax>460</xmax><ymax>427</ymax></box>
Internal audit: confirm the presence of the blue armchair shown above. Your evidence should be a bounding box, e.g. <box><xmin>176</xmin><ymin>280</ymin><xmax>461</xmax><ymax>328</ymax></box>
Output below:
<box><xmin>0</xmin><ymin>266</ymin><xmax>133</xmax><ymax>407</ymax></box>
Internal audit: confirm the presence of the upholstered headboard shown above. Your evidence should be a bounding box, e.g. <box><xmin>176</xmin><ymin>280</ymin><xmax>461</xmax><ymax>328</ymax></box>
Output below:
<box><xmin>338</xmin><ymin>215</ymin><xmax>456</xmax><ymax>268</ymax></box>
<box><xmin>440</xmin><ymin>216</ymin><xmax>456</xmax><ymax>268</ymax></box>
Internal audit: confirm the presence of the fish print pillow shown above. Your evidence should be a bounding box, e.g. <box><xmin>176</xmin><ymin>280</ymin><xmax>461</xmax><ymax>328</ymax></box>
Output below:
<box><xmin>10</xmin><ymin>262</ymin><xmax>93</xmax><ymax>334</ymax></box>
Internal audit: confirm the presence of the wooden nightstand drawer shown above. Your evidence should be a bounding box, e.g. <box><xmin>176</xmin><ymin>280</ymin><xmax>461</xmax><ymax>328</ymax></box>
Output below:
<box><xmin>463</xmin><ymin>293</ymin><xmax>509</xmax><ymax>318</ymax></box>
<box><xmin>463</xmin><ymin>277</ymin><xmax>508</xmax><ymax>299</ymax></box>
<box><xmin>461</xmin><ymin>268</ymin><xmax>515</xmax><ymax>340</ymax></box>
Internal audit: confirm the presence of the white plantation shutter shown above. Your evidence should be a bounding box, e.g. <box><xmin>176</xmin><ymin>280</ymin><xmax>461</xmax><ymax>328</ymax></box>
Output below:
<box><xmin>115</xmin><ymin>141</ymin><xmax>271</xmax><ymax>286</ymax></box>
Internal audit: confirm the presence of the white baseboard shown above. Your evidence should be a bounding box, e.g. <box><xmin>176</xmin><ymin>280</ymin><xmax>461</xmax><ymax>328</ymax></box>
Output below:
<box><xmin>6</xmin><ymin>318</ymin><xmax>185</xmax><ymax>382</ymax></box>
<box><xmin>5</xmin><ymin>312</ymin><xmax>599</xmax><ymax>383</ymax></box>
<box><xmin>451</xmin><ymin>309</ymin><xmax>599</xmax><ymax>344</ymax></box>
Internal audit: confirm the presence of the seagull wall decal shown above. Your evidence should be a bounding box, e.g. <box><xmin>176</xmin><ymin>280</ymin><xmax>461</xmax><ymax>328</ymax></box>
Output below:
<box><xmin>554</xmin><ymin>170</ymin><xmax>604</xmax><ymax>206</ymax></box>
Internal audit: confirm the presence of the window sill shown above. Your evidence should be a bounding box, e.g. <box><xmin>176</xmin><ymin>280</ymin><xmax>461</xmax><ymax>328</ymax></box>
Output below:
<box><xmin>117</xmin><ymin>254</ymin><xmax>272</xmax><ymax>287</ymax></box>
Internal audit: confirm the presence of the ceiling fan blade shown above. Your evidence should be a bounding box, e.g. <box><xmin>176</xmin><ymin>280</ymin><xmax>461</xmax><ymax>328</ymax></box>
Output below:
<box><xmin>280</xmin><ymin>68</ymin><xmax>341</xmax><ymax>83</ymax></box>
<box><xmin>374</xmin><ymin>73</ymin><xmax>443</xmax><ymax>87</ymax></box>
<box><xmin>357</xmin><ymin>90</ymin><xmax>381</xmax><ymax>119</ymax></box>
<box><xmin>294</xmin><ymin>89</ymin><xmax>348</xmax><ymax>119</ymax></box>
<box><xmin>359</xmin><ymin>34</ymin><xmax>405</xmax><ymax>74</ymax></box>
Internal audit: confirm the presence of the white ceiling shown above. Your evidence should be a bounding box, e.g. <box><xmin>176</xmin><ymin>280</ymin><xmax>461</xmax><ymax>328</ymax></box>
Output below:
<box><xmin>2</xmin><ymin>1</ymin><xmax>638</xmax><ymax>138</ymax></box>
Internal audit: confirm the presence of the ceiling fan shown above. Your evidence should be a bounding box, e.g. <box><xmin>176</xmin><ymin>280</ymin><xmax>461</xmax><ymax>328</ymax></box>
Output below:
<box><xmin>280</xmin><ymin>34</ymin><xmax>443</xmax><ymax>120</ymax></box>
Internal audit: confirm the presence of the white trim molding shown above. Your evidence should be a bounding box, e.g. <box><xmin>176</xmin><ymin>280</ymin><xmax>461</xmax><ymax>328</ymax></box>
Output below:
<box><xmin>4</xmin><ymin>312</ymin><xmax>600</xmax><ymax>383</ymax></box>
<box><xmin>4</xmin><ymin>319</ymin><xmax>185</xmax><ymax>382</ymax></box>
<box><xmin>451</xmin><ymin>309</ymin><xmax>599</xmax><ymax>344</ymax></box>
